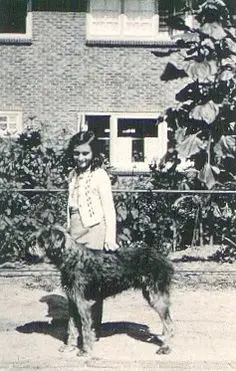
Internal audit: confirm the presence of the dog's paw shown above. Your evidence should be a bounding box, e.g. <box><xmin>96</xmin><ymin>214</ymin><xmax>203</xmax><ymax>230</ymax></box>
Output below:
<box><xmin>59</xmin><ymin>344</ymin><xmax>77</xmax><ymax>353</ymax></box>
<box><xmin>156</xmin><ymin>345</ymin><xmax>171</xmax><ymax>355</ymax></box>
<box><xmin>76</xmin><ymin>349</ymin><xmax>92</xmax><ymax>358</ymax></box>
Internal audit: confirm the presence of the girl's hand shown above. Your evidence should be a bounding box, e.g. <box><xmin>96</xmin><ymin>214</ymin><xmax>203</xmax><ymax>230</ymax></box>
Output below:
<box><xmin>104</xmin><ymin>241</ymin><xmax>120</xmax><ymax>252</ymax></box>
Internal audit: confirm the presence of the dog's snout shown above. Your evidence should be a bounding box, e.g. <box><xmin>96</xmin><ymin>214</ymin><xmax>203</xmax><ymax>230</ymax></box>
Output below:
<box><xmin>28</xmin><ymin>241</ymin><xmax>45</xmax><ymax>262</ymax></box>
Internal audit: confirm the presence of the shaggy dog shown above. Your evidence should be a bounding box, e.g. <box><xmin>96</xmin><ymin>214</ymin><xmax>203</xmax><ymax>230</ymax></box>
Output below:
<box><xmin>36</xmin><ymin>225</ymin><xmax>174</xmax><ymax>356</ymax></box>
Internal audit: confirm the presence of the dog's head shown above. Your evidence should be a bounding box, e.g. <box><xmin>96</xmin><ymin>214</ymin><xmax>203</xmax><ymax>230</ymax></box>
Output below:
<box><xmin>35</xmin><ymin>225</ymin><xmax>68</xmax><ymax>263</ymax></box>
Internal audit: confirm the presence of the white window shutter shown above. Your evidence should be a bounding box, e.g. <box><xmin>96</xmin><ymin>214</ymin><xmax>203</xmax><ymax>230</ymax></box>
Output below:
<box><xmin>123</xmin><ymin>14</ymin><xmax>158</xmax><ymax>39</ymax></box>
<box><xmin>88</xmin><ymin>0</ymin><xmax>121</xmax><ymax>39</ymax></box>
<box><xmin>123</xmin><ymin>0</ymin><xmax>157</xmax><ymax>39</ymax></box>
<box><xmin>87</xmin><ymin>13</ymin><xmax>121</xmax><ymax>38</ymax></box>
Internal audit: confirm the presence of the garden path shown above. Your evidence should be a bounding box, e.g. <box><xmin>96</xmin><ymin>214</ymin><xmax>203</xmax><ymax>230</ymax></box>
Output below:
<box><xmin>0</xmin><ymin>267</ymin><xmax>235</xmax><ymax>370</ymax></box>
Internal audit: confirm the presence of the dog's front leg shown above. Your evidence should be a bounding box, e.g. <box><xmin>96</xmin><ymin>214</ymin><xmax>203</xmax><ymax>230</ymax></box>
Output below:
<box><xmin>76</xmin><ymin>297</ymin><xmax>96</xmax><ymax>356</ymax></box>
<box><xmin>59</xmin><ymin>299</ymin><xmax>80</xmax><ymax>353</ymax></box>
<box><xmin>67</xmin><ymin>316</ymin><xmax>80</xmax><ymax>347</ymax></box>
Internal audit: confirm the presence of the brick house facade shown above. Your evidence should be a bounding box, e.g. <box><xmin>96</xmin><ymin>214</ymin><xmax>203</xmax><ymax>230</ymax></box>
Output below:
<box><xmin>0</xmin><ymin>0</ymin><xmax>235</xmax><ymax>171</ymax></box>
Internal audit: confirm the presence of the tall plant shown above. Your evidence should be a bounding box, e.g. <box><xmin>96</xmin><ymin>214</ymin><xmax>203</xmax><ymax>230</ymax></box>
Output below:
<box><xmin>156</xmin><ymin>0</ymin><xmax>236</xmax><ymax>189</ymax></box>
<box><xmin>151</xmin><ymin>0</ymin><xmax>236</xmax><ymax>247</ymax></box>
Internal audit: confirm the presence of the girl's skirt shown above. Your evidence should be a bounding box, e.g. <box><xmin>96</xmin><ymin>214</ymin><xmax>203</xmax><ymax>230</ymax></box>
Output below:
<box><xmin>69</xmin><ymin>211</ymin><xmax>105</xmax><ymax>250</ymax></box>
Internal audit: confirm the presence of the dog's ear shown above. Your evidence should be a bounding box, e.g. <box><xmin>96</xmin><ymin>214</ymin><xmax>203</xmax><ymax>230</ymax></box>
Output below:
<box><xmin>52</xmin><ymin>228</ymin><xmax>66</xmax><ymax>249</ymax></box>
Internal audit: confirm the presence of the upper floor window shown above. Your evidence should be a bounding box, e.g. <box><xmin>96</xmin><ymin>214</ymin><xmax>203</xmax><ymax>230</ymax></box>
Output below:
<box><xmin>0</xmin><ymin>0</ymin><xmax>32</xmax><ymax>40</ymax></box>
<box><xmin>0</xmin><ymin>111</ymin><xmax>23</xmax><ymax>136</ymax></box>
<box><xmin>86</xmin><ymin>0</ymin><xmax>192</xmax><ymax>42</ymax></box>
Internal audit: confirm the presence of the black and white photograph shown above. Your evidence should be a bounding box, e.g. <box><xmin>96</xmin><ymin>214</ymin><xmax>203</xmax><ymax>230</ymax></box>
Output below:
<box><xmin>0</xmin><ymin>0</ymin><xmax>235</xmax><ymax>369</ymax></box>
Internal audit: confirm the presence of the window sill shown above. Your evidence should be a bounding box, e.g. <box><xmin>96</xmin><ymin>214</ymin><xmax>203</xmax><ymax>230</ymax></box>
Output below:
<box><xmin>111</xmin><ymin>164</ymin><xmax>152</xmax><ymax>173</ymax></box>
<box><xmin>0</xmin><ymin>34</ymin><xmax>32</xmax><ymax>45</ymax></box>
<box><xmin>86</xmin><ymin>38</ymin><xmax>176</xmax><ymax>47</ymax></box>
<box><xmin>111</xmin><ymin>169</ymin><xmax>151</xmax><ymax>177</ymax></box>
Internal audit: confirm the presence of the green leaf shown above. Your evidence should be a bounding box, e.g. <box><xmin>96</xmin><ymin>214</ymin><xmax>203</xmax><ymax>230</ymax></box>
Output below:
<box><xmin>222</xmin><ymin>203</ymin><xmax>232</xmax><ymax>219</ymax></box>
<box><xmin>214</xmin><ymin>136</ymin><xmax>236</xmax><ymax>160</ymax></box>
<box><xmin>225</xmin><ymin>38</ymin><xmax>236</xmax><ymax>54</ymax></box>
<box><xmin>186</xmin><ymin>60</ymin><xmax>217</xmax><ymax>81</ymax></box>
<box><xmin>190</xmin><ymin>100</ymin><xmax>219</xmax><ymax>124</ymax></box>
<box><xmin>211</xmin><ymin>165</ymin><xmax>220</xmax><ymax>175</ymax></box>
<box><xmin>175</xmin><ymin>127</ymin><xmax>187</xmax><ymax>143</ymax></box>
<box><xmin>212</xmin><ymin>203</ymin><xmax>221</xmax><ymax>218</ymax></box>
<box><xmin>220</xmin><ymin>70</ymin><xmax>234</xmax><ymax>81</ymax></box>
<box><xmin>198</xmin><ymin>163</ymin><xmax>216</xmax><ymax>189</ymax></box>
<box><xmin>3</xmin><ymin>215</ymin><xmax>13</xmax><ymax>226</ymax></box>
<box><xmin>116</xmin><ymin>204</ymin><xmax>128</xmax><ymax>221</ymax></box>
<box><xmin>131</xmin><ymin>208</ymin><xmax>139</xmax><ymax>219</ymax></box>
<box><xmin>176</xmin><ymin>132</ymin><xmax>205</xmax><ymax>159</ymax></box>
<box><xmin>5</xmin><ymin>208</ymin><xmax>11</xmax><ymax>216</ymax></box>
<box><xmin>201</xmin><ymin>22</ymin><xmax>226</xmax><ymax>40</ymax></box>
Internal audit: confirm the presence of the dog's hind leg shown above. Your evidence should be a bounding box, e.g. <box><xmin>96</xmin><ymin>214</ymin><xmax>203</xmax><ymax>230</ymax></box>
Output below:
<box><xmin>142</xmin><ymin>286</ymin><xmax>173</xmax><ymax>354</ymax></box>
<box><xmin>91</xmin><ymin>298</ymin><xmax>103</xmax><ymax>340</ymax></box>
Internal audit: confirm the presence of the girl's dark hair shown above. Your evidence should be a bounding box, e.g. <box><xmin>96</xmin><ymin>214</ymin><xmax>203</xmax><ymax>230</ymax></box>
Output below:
<box><xmin>66</xmin><ymin>131</ymin><xmax>103</xmax><ymax>172</ymax></box>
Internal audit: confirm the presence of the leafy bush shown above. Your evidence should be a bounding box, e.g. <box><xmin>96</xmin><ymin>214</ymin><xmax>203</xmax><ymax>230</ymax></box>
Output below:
<box><xmin>0</xmin><ymin>127</ymin><xmax>68</xmax><ymax>263</ymax></box>
<box><xmin>1</xmin><ymin>124</ymin><xmax>236</xmax><ymax>263</ymax></box>
<box><xmin>114</xmin><ymin>186</ymin><xmax>174</xmax><ymax>255</ymax></box>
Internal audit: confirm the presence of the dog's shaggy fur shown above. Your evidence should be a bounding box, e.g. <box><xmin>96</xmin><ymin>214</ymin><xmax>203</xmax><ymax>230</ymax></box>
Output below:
<box><xmin>37</xmin><ymin>225</ymin><xmax>174</xmax><ymax>356</ymax></box>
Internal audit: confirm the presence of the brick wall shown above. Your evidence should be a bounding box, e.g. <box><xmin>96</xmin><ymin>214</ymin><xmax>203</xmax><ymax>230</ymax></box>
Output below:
<box><xmin>0</xmin><ymin>11</ymin><xmax>185</xmax><ymax>140</ymax></box>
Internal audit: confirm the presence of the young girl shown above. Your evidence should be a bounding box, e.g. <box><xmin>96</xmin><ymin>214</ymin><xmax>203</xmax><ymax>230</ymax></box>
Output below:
<box><xmin>67</xmin><ymin>131</ymin><xmax>119</xmax><ymax>252</ymax></box>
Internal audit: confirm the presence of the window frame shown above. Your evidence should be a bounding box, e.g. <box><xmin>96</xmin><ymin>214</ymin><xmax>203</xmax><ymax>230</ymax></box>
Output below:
<box><xmin>78</xmin><ymin>111</ymin><xmax>168</xmax><ymax>172</ymax></box>
<box><xmin>0</xmin><ymin>111</ymin><xmax>23</xmax><ymax>137</ymax></box>
<box><xmin>86</xmin><ymin>0</ymin><xmax>193</xmax><ymax>43</ymax></box>
<box><xmin>0</xmin><ymin>0</ymin><xmax>32</xmax><ymax>43</ymax></box>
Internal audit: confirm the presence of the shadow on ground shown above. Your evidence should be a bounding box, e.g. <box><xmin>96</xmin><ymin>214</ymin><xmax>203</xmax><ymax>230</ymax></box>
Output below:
<box><xmin>16</xmin><ymin>294</ymin><xmax>163</xmax><ymax>346</ymax></box>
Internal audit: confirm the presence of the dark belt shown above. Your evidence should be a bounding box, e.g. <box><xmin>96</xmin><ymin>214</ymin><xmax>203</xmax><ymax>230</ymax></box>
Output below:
<box><xmin>70</xmin><ymin>208</ymin><xmax>80</xmax><ymax>215</ymax></box>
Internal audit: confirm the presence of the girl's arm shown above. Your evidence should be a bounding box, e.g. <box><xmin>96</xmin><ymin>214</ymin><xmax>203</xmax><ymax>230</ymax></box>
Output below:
<box><xmin>97</xmin><ymin>169</ymin><xmax>119</xmax><ymax>251</ymax></box>
<box><xmin>67</xmin><ymin>170</ymin><xmax>75</xmax><ymax>231</ymax></box>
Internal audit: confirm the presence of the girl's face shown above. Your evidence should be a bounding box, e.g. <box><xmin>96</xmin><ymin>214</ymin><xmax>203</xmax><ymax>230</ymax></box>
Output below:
<box><xmin>73</xmin><ymin>143</ymin><xmax>93</xmax><ymax>171</ymax></box>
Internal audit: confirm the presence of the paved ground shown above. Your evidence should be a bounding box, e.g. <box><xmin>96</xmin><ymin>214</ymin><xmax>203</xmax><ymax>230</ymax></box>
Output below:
<box><xmin>0</xmin><ymin>273</ymin><xmax>235</xmax><ymax>370</ymax></box>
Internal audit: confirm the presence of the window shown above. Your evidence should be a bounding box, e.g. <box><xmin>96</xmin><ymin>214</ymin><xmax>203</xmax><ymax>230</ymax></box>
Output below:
<box><xmin>85</xmin><ymin>115</ymin><xmax>110</xmax><ymax>159</ymax></box>
<box><xmin>0</xmin><ymin>0</ymin><xmax>32</xmax><ymax>40</ymax></box>
<box><xmin>118</xmin><ymin>118</ymin><xmax>157</xmax><ymax>163</ymax></box>
<box><xmin>86</xmin><ymin>0</ymin><xmax>192</xmax><ymax>42</ymax></box>
<box><xmin>79</xmin><ymin>113</ymin><xmax>167</xmax><ymax>171</ymax></box>
<box><xmin>0</xmin><ymin>111</ymin><xmax>23</xmax><ymax>136</ymax></box>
